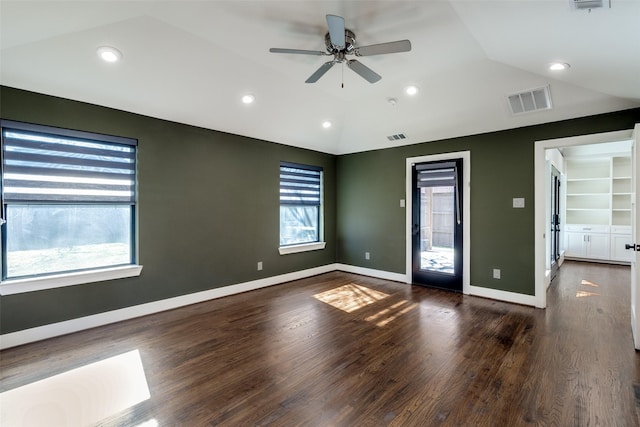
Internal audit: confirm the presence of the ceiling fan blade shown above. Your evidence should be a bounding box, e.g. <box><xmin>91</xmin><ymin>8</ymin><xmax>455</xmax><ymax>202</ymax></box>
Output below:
<box><xmin>269</xmin><ymin>48</ymin><xmax>327</xmax><ymax>56</ymax></box>
<box><xmin>305</xmin><ymin>61</ymin><xmax>335</xmax><ymax>83</ymax></box>
<box><xmin>326</xmin><ymin>14</ymin><xmax>346</xmax><ymax>49</ymax></box>
<box><xmin>356</xmin><ymin>40</ymin><xmax>412</xmax><ymax>56</ymax></box>
<box><xmin>347</xmin><ymin>60</ymin><xmax>381</xmax><ymax>83</ymax></box>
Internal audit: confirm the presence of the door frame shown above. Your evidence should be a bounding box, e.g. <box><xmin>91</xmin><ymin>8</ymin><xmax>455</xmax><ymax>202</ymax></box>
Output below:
<box><xmin>405</xmin><ymin>151</ymin><xmax>470</xmax><ymax>294</ymax></box>
<box><xmin>534</xmin><ymin>128</ymin><xmax>636</xmax><ymax>309</ymax></box>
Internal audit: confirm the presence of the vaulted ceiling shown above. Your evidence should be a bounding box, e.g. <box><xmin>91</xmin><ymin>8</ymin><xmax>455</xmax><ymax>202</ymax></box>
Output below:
<box><xmin>1</xmin><ymin>1</ymin><xmax>639</xmax><ymax>154</ymax></box>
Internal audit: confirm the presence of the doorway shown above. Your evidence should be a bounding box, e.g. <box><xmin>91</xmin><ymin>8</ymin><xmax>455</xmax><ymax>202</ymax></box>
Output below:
<box><xmin>411</xmin><ymin>159</ymin><xmax>463</xmax><ymax>291</ymax></box>
<box><xmin>534</xmin><ymin>128</ymin><xmax>636</xmax><ymax>309</ymax></box>
<box><xmin>400</xmin><ymin>151</ymin><xmax>473</xmax><ymax>294</ymax></box>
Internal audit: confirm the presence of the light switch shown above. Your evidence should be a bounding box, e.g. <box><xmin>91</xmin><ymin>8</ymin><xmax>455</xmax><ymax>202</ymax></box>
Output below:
<box><xmin>400</xmin><ymin>199</ymin><xmax>405</xmax><ymax>208</ymax></box>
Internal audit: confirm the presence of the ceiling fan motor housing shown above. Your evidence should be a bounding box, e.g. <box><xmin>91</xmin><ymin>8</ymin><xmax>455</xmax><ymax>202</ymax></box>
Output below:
<box><xmin>325</xmin><ymin>30</ymin><xmax>356</xmax><ymax>55</ymax></box>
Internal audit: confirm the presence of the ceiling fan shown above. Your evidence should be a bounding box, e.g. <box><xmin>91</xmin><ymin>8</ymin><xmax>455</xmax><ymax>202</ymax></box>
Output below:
<box><xmin>269</xmin><ymin>14</ymin><xmax>412</xmax><ymax>84</ymax></box>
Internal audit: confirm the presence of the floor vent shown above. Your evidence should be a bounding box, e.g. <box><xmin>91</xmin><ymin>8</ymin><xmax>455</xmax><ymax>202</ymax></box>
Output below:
<box><xmin>387</xmin><ymin>133</ymin><xmax>407</xmax><ymax>141</ymax></box>
<box><xmin>507</xmin><ymin>86</ymin><xmax>552</xmax><ymax>115</ymax></box>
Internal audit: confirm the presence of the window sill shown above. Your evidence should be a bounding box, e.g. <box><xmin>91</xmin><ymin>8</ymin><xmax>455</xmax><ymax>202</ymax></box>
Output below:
<box><xmin>0</xmin><ymin>265</ymin><xmax>143</xmax><ymax>296</ymax></box>
<box><xmin>279</xmin><ymin>242</ymin><xmax>326</xmax><ymax>255</ymax></box>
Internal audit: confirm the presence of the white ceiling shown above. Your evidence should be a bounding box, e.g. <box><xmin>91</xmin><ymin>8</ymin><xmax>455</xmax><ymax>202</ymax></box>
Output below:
<box><xmin>1</xmin><ymin>1</ymin><xmax>639</xmax><ymax>155</ymax></box>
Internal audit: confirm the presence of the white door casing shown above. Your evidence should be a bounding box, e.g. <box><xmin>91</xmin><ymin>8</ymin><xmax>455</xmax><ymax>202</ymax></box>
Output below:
<box><xmin>631</xmin><ymin>124</ymin><xmax>639</xmax><ymax>349</ymax></box>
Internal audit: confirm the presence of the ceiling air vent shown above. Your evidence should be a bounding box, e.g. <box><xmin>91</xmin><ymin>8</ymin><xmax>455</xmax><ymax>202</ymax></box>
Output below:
<box><xmin>507</xmin><ymin>86</ymin><xmax>552</xmax><ymax>115</ymax></box>
<box><xmin>571</xmin><ymin>0</ymin><xmax>604</xmax><ymax>10</ymax></box>
<box><xmin>387</xmin><ymin>133</ymin><xmax>407</xmax><ymax>142</ymax></box>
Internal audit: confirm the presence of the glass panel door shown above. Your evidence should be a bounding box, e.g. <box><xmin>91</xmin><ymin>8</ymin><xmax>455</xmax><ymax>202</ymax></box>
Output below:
<box><xmin>412</xmin><ymin>159</ymin><xmax>463</xmax><ymax>291</ymax></box>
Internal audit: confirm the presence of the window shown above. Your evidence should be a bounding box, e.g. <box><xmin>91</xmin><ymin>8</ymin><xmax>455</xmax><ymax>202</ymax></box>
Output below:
<box><xmin>1</xmin><ymin>120</ymin><xmax>140</xmax><ymax>289</ymax></box>
<box><xmin>279</xmin><ymin>162</ymin><xmax>325</xmax><ymax>254</ymax></box>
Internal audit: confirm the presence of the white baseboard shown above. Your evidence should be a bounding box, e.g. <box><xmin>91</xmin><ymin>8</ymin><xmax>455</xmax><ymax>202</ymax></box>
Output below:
<box><xmin>467</xmin><ymin>284</ymin><xmax>539</xmax><ymax>307</ymax></box>
<box><xmin>334</xmin><ymin>264</ymin><xmax>407</xmax><ymax>283</ymax></box>
<box><xmin>0</xmin><ymin>264</ymin><xmax>337</xmax><ymax>350</ymax></box>
<box><xmin>545</xmin><ymin>269</ymin><xmax>551</xmax><ymax>290</ymax></box>
<box><xmin>1</xmin><ymin>263</ymin><xmax>541</xmax><ymax>349</ymax></box>
<box><xmin>334</xmin><ymin>264</ymin><xmax>538</xmax><ymax>307</ymax></box>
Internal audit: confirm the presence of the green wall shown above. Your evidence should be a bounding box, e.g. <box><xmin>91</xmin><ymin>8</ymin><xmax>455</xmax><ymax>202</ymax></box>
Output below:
<box><xmin>0</xmin><ymin>86</ymin><xmax>336</xmax><ymax>334</ymax></box>
<box><xmin>337</xmin><ymin>109</ymin><xmax>640</xmax><ymax>295</ymax></box>
<box><xmin>1</xmin><ymin>85</ymin><xmax>638</xmax><ymax>335</ymax></box>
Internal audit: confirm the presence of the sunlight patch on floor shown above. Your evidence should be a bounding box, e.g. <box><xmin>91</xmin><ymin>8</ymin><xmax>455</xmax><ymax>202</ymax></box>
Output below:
<box><xmin>135</xmin><ymin>419</ymin><xmax>159</xmax><ymax>427</ymax></box>
<box><xmin>313</xmin><ymin>283</ymin><xmax>389</xmax><ymax>313</ymax></box>
<box><xmin>365</xmin><ymin>300</ymin><xmax>419</xmax><ymax>327</ymax></box>
<box><xmin>0</xmin><ymin>349</ymin><xmax>150</xmax><ymax>426</ymax></box>
<box><xmin>581</xmin><ymin>279</ymin><xmax>600</xmax><ymax>287</ymax></box>
<box><xmin>576</xmin><ymin>290</ymin><xmax>600</xmax><ymax>298</ymax></box>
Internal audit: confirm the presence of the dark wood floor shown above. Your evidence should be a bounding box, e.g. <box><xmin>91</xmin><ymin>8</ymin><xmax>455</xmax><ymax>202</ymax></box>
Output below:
<box><xmin>2</xmin><ymin>261</ymin><xmax>639</xmax><ymax>426</ymax></box>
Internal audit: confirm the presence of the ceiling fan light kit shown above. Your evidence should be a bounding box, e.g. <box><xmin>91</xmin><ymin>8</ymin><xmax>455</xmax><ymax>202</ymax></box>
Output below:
<box><xmin>270</xmin><ymin>14</ymin><xmax>412</xmax><ymax>84</ymax></box>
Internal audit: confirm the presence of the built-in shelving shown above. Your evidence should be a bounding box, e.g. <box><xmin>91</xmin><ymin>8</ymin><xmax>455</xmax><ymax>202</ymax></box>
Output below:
<box><xmin>565</xmin><ymin>158</ymin><xmax>611</xmax><ymax>226</ymax></box>
<box><xmin>564</xmin><ymin>154</ymin><xmax>633</xmax><ymax>263</ymax></box>
<box><xmin>611</xmin><ymin>156</ymin><xmax>632</xmax><ymax>227</ymax></box>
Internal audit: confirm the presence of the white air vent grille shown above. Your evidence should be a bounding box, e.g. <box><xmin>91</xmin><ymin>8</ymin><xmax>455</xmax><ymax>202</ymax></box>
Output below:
<box><xmin>571</xmin><ymin>0</ymin><xmax>604</xmax><ymax>10</ymax></box>
<box><xmin>507</xmin><ymin>86</ymin><xmax>552</xmax><ymax>115</ymax></box>
<box><xmin>387</xmin><ymin>133</ymin><xmax>407</xmax><ymax>141</ymax></box>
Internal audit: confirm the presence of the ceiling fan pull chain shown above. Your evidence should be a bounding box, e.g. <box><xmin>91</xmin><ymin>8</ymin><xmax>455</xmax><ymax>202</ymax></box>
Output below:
<box><xmin>342</xmin><ymin>62</ymin><xmax>344</xmax><ymax>88</ymax></box>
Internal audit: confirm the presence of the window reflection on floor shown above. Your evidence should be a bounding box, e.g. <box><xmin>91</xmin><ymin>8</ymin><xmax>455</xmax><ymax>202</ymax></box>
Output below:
<box><xmin>0</xmin><ymin>349</ymin><xmax>150</xmax><ymax>426</ymax></box>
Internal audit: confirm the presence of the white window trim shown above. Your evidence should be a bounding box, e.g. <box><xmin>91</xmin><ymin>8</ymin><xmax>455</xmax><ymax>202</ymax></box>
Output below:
<box><xmin>279</xmin><ymin>241</ymin><xmax>326</xmax><ymax>255</ymax></box>
<box><xmin>0</xmin><ymin>265</ymin><xmax>143</xmax><ymax>296</ymax></box>
<box><xmin>279</xmin><ymin>163</ymin><xmax>325</xmax><ymax>254</ymax></box>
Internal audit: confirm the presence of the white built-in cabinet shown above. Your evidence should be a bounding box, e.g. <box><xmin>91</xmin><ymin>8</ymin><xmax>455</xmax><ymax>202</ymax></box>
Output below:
<box><xmin>564</xmin><ymin>155</ymin><xmax>633</xmax><ymax>263</ymax></box>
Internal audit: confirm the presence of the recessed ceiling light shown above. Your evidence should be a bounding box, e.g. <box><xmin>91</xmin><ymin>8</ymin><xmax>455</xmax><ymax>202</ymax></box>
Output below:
<box><xmin>405</xmin><ymin>85</ymin><xmax>419</xmax><ymax>96</ymax></box>
<box><xmin>549</xmin><ymin>62</ymin><xmax>570</xmax><ymax>71</ymax></box>
<box><xmin>96</xmin><ymin>46</ymin><xmax>122</xmax><ymax>63</ymax></box>
<box><xmin>322</xmin><ymin>121</ymin><xmax>332</xmax><ymax>129</ymax></box>
<box><xmin>241</xmin><ymin>94</ymin><xmax>255</xmax><ymax>104</ymax></box>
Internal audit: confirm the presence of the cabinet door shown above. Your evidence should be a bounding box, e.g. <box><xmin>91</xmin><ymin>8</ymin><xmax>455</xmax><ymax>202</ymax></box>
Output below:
<box><xmin>586</xmin><ymin>233</ymin><xmax>610</xmax><ymax>259</ymax></box>
<box><xmin>611</xmin><ymin>234</ymin><xmax>633</xmax><ymax>262</ymax></box>
<box><xmin>565</xmin><ymin>232</ymin><xmax>586</xmax><ymax>257</ymax></box>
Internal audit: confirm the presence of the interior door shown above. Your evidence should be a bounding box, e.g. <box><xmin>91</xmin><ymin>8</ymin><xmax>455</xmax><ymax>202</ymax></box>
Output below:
<box><xmin>550</xmin><ymin>166</ymin><xmax>561</xmax><ymax>282</ymax></box>
<box><xmin>631</xmin><ymin>124</ymin><xmax>640</xmax><ymax>349</ymax></box>
<box><xmin>412</xmin><ymin>159</ymin><xmax>463</xmax><ymax>292</ymax></box>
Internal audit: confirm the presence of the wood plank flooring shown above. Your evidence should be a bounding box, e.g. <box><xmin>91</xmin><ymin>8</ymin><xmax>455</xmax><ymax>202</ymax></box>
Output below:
<box><xmin>1</xmin><ymin>261</ymin><xmax>639</xmax><ymax>426</ymax></box>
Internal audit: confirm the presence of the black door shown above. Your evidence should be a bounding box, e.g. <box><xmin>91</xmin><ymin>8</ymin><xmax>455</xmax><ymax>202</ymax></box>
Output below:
<box><xmin>412</xmin><ymin>159</ymin><xmax>463</xmax><ymax>292</ymax></box>
<box><xmin>550</xmin><ymin>166</ymin><xmax>561</xmax><ymax>282</ymax></box>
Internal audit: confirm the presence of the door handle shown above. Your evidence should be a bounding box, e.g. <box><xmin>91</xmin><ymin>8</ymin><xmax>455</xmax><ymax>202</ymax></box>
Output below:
<box><xmin>625</xmin><ymin>243</ymin><xmax>639</xmax><ymax>251</ymax></box>
<box><xmin>412</xmin><ymin>224</ymin><xmax>419</xmax><ymax>235</ymax></box>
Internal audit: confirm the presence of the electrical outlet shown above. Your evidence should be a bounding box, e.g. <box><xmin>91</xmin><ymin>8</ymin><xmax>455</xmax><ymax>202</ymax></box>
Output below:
<box><xmin>365</xmin><ymin>252</ymin><xmax>370</xmax><ymax>260</ymax></box>
<box><xmin>257</xmin><ymin>261</ymin><xmax>263</xmax><ymax>271</ymax></box>
<box><xmin>493</xmin><ymin>269</ymin><xmax>501</xmax><ymax>279</ymax></box>
<box><xmin>512</xmin><ymin>198</ymin><xmax>525</xmax><ymax>208</ymax></box>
